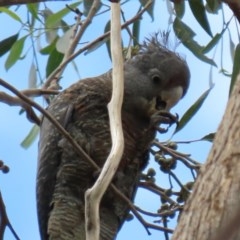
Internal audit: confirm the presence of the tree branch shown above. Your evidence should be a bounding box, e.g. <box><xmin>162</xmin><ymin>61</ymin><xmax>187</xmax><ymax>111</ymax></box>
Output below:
<box><xmin>0</xmin><ymin>0</ymin><xmax>68</xmax><ymax>6</ymax></box>
<box><xmin>85</xmin><ymin>1</ymin><xmax>124</xmax><ymax>240</ymax></box>
<box><xmin>0</xmin><ymin>89</ymin><xmax>59</xmax><ymax>125</ymax></box>
<box><xmin>0</xmin><ymin>191</ymin><xmax>20</xmax><ymax>240</ymax></box>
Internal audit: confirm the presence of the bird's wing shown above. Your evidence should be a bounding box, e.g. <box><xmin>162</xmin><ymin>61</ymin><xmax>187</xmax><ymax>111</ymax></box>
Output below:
<box><xmin>37</xmin><ymin>97</ymin><xmax>75</xmax><ymax>239</ymax></box>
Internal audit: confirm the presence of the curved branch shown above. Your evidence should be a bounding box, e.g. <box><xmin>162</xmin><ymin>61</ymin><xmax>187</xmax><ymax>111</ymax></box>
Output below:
<box><xmin>85</xmin><ymin>2</ymin><xmax>124</xmax><ymax>239</ymax></box>
<box><xmin>0</xmin><ymin>192</ymin><xmax>20</xmax><ymax>240</ymax></box>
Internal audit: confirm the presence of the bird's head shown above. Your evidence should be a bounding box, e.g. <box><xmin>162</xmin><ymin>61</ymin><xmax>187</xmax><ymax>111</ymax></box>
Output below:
<box><xmin>123</xmin><ymin>35</ymin><xmax>190</xmax><ymax>118</ymax></box>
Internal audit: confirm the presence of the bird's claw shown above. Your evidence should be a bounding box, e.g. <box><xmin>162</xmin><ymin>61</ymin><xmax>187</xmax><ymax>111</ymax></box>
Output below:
<box><xmin>151</xmin><ymin>110</ymin><xmax>179</xmax><ymax>133</ymax></box>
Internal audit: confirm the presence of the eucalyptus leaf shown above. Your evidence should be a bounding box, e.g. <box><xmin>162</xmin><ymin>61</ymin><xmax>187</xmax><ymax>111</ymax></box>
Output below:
<box><xmin>43</xmin><ymin>8</ymin><xmax>59</xmax><ymax>44</ymax></box>
<box><xmin>202</xmin><ymin>33</ymin><xmax>222</xmax><ymax>54</ymax></box>
<box><xmin>46</xmin><ymin>1</ymin><xmax>82</xmax><ymax>28</ymax></box>
<box><xmin>56</xmin><ymin>26</ymin><xmax>75</xmax><ymax>54</ymax></box>
<box><xmin>0</xmin><ymin>7</ymin><xmax>22</xmax><ymax>23</ymax></box>
<box><xmin>83</xmin><ymin>0</ymin><xmax>101</xmax><ymax>16</ymax></box>
<box><xmin>46</xmin><ymin>47</ymin><xmax>64</xmax><ymax>77</ymax></box>
<box><xmin>40</xmin><ymin>38</ymin><xmax>58</xmax><ymax>55</ymax></box>
<box><xmin>229</xmin><ymin>30</ymin><xmax>235</xmax><ymax>62</ymax></box>
<box><xmin>27</xmin><ymin>3</ymin><xmax>41</xmax><ymax>23</ymax></box>
<box><xmin>103</xmin><ymin>20</ymin><xmax>111</xmax><ymax>60</ymax></box>
<box><xmin>0</xmin><ymin>33</ymin><xmax>19</xmax><ymax>57</ymax></box>
<box><xmin>173</xmin><ymin>18</ymin><xmax>216</xmax><ymax>66</ymax></box>
<box><xmin>133</xmin><ymin>19</ymin><xmax>140</xmax><ymax>46</ymax></box>
<box><xmin>189</xmin><ymin>0</ymin><xmax>212</xmax><ymax>37</ymax></box>
<box><xmin>200</xmin><ymin>133</ymin><xmax>215</xmax><ymax>142</ymax></box>
<box><xmin>21</xmin><ymin>124</ymin><xmax>39</xmax><ymax>149</ymax></box>
<box><xmin>28</xmin><ymin>62</ymin><xmax>37</xmax><ymax>90</ymax></box>
<box><xmin>5</xmin><ymin>35</ymin><xmax>27</xmax><ymax>70</ymax></box>
<box><xmin>174</xmin><ymin>1</ymin><xmax>185</xmax><ymax>19</ymax></box>
<box><xmin>206</xmin><ymin>0</ymin><xmax>221</xmax><ymax>13</ymax></box>
<box><xmin>229</xmin><ymin>44</ymin><xmax>240</xmax><ymax>96</ymax></box>
<box><xmin>139</xmin><ymin>0</ymin><xmax>155</xmax><ymax>21</ymax></box>
<box><xmin>174</xmin><ymin>87</ymin><xmax>213</xmax><ymax>134</ymax></box>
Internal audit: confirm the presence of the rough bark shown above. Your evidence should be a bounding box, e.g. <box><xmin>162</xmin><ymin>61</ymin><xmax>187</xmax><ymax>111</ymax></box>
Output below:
<box><xmin>171</xmin><ymin>74</ymin><xmax>240</xmax><ymax>240</ymax></box>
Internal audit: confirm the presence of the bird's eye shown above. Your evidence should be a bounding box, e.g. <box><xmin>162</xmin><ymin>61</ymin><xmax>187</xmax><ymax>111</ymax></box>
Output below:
<box><xmin>152</xmin><ymin>75</ymin><xmax>162</xmax><ymax>84</ymax></box>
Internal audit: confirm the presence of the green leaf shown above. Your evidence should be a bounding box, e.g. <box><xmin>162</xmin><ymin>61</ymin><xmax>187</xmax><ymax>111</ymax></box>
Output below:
<box><xmin>42</xmin><ymin>9</ymin><xmax>59</xmax><ymax>44</ymax></box>
<box><xmin>28</xmin><ymin>62</ymin><xmax>37</xmax><ymax>89</ymax></box>
<box><xmin>84</xmin><ymin>38</ymin><xmax>108</xmax><ymax>56</ymax></box>
<box><xmin>46</xmin><ymin>47</ymin><xmax>64</xmax><ymax>77</ymax></box>
<box><xmin>202</xmin><ymin>32</ymin><xmax>222</xmax><ymax>54</ymax></box>
<box><xmin>56</xmin><ymin>26</ymin><xmax>75</xmax><ymax>53</ymax></box>
<box><xmin>229</xmin><ymin>44</ymin><xmax>240</xmax><ymax>96</ymax></box>
<box><xmin>202</xmin><ymin>13</ymin><xmax>230</xmax><ymax>54</ymax></box>
<box><xmin>174</xmin><ymin>87</ymin><xmax>213</xmax><ymax>134</ymax></box>
<box><xmin>229</xmin><ymin>30</ymin><xmax>235</xmax><ymax>62</ymax></box>
<box><xmin>173</xmin><ymin>17</ymin><xmax>196</xmax><ymax>39</ymax></box>
<box><xmin>27</xmin><ymin>3</ymin><xmax>41</xmax><ymax>23</ymax></box>
<box><xmin>21</xmin><ymin>124</ymin><xmax>39</xmax><ymax>149</ymax></box>
<box><xmin>188</xmin><ymin>0</ymin><xmax>212</xmax><ymax>37</ymax></box>
<box><xmin>139</xmin><ymin>0</ymin><xmax>155</xmax><ymax>21</ymax></box>
<box><xmin>0</xmin><ymin>33</ymin><xmax>19</xmax><ymax>57</ymax></box>
<box><xmin>5</xmin><ymin>35</ymin><xmax>27</xmax><ymax>70</ymax></box>
<box><xmin>83</xmin><ymin>0</ymin><xmax>101</xmax><ymax>16</ymax></box>
<box><xmin>173</xmin><ymin>18</ymin><xmax>216</xmax><ymax>66</ymax></box>
<box><xmin>132</xmin><ymin>19</ymin><xmax>141</xmax><ymax>46</ymax></box>
<box><xmin>200</xmin><ymin>132</ymin><xmax>215</xmax><ymax>142</ymax></box>
<box><xmin>103</xmin><ymin>20</ymin><xmax>111</xmax><ymax>60</ymax></box>
<box><xmin>206</xmin><ymin>0</ymin><xmax>221</xmax><ymax>13</ymax></box>
<box><xmin>174</xmin><ymin>1</ymin><xmax>185</xmax><ymax>19</ymax></box>
<box><xmin>46</xmin><ymin>1</ymin><xmax>82</xmax><ymax>28</ymax></box>
<box><xmin>0</xmin><ymin>7</ymin><xmax>22</xmax><ymax>23</ymax></box>
<box><xmin>71</xmin><ymin>60</ymin><xmax>80</xmax><ymax>78</ymax></box>
<box><xmin>60</xmin><ymin>19</ymin><xmax>70</xmax><ymax>33</ymax></box>
<box><xmin>40</xmin><ymin>38</ymin><xmax>58</xmax><ymax>55</ymax></box>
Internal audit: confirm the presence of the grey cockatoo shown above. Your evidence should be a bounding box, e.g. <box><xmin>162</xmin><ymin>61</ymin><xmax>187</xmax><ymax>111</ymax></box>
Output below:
<box><xmin>37</xmin><ymin>36</ymin><xmax>190</xmax><ymax>240</ymax></box>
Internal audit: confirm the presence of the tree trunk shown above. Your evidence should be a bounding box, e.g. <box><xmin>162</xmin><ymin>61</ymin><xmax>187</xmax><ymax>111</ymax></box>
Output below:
<box><xmin>172</xmin><ymin>74</ymin><xmax>240</xmax><ymax>240</ymax></box>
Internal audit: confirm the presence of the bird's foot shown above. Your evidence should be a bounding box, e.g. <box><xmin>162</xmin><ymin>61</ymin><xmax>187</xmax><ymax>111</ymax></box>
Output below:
<box><xmin>151</xmin><ymin>110</ymin><xmax>178</xmax><ymax>133</ymax></box>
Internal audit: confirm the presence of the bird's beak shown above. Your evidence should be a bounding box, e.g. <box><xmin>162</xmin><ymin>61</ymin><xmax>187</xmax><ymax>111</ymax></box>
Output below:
<box><xmin>159</xmin><ymin>86</ymin><xmax>183</xmax><ymax>111</ymax></box>
<box><xmin>146</xmin><ymin>86</ymin><xmax>183</xmax><ymax>117</ymax></box>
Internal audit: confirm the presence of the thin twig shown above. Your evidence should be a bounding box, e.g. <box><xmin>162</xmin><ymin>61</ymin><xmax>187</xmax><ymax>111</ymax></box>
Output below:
<box><xmin>135</xmin><ymin>205</ymin><xmax>182</xmax><ymax>218</ymax></box>
<box><xmin>0</xmin><ymin>91</ymin><xmax>40</xmax><ymax>125</ymax></box>
<box><xmin>169</xmin><ymin>171</ymin><xmax>190</xmax><ymax>193</ymax></box>
<box><xmin>21</xmin><ymin>89</ymin><xmax>59</xmax><ymax>97</ymax></box>
<box><xmin>0</xmin><ymin>89</ymin><xmax>58</xmax><ymax>125</ymax></box>
<box><xmin>138</xmin><ymin>181</ymin><xmax>178</xmax><ymax>206</ymax></box>
<box><xmin>153</xmin><ymin>141</ymin><xmax>200</xmax><ymax>169</ymax></box>
<box><xmin>0</xmin><ymin>191</ymin><xmax>20</xmax><ymax>240</ymax></box>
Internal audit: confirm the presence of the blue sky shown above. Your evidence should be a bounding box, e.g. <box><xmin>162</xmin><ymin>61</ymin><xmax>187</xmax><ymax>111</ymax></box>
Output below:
<box><xmin>0</xmin><ymin>1</ymin><xmax>235</xmax><ymax>240</ymax></box>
